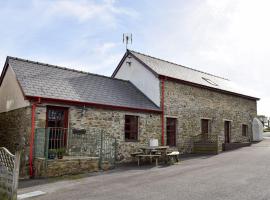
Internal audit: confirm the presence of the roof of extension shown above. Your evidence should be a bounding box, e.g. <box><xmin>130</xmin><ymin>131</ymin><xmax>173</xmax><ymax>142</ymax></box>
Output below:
<box><xmin>1</xmin><ymin>56</ymin><xmax>160</xmax><ymax>112</ymax></box>
<box><xmin>113</xmin><ymin>50</ymin><xmax>259</xmax><ymax>100</ymax></box>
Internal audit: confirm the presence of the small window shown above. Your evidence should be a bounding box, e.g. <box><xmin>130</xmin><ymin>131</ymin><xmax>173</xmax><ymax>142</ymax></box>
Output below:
<box><xmin>202</xmin><ymin>77</ymin><xmax>218</xmax><ymax>86</ymax></box>
<box><xmin>125</xmin><ymin>115</ymin><xmax>139</xmax><ymax>141</ymax></box>
<box><xmin>201</xmin><ymin>119</ymin><xmax>211</xmax><ymax>136</ymax></box>
<box><xmin>242</xmin><ymin>124</ymin><xmax>248</xmax><ymax>136</ymax></box>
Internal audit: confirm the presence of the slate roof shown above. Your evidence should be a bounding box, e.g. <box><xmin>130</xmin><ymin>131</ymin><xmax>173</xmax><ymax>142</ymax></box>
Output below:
<box><xmin>4</xmin><ymin>56</ymin><xmax>160</xmax><ymax>111</ymax></box>
<box><xmin>122</xmin><ymin>50</ymin><xmax>258</xmax><ymax>100</ymax></box>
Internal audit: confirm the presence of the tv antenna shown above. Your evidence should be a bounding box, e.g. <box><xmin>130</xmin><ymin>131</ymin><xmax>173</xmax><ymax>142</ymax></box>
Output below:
<box><xmin>123</xmin><ymin>33</ymin><xmax>132</xmax><ymax>49</ymax></box>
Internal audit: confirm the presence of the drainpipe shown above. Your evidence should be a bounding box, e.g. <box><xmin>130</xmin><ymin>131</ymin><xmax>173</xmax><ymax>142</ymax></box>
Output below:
<box><xmin>161</xmin><ymin>77</ymin><xmax>165</xmax><ymax>145</ymax></box>
<box><xmin>29</xmin><ymin>97</ymin><xmax>41</xmax><ymax>177</ymax></box>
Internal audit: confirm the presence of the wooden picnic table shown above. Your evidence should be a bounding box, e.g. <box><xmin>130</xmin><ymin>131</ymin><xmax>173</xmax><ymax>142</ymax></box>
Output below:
<box><xmin>136</xmin><ymin>146</ymin><xmax>170</xmax><ymax>166</ymax></box>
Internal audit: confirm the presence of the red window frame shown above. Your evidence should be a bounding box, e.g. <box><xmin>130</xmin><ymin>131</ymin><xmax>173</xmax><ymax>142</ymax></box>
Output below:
<box><xmin>125</xmin><ymin>115</ymin><xmax>139</xmax><ymax>142</ymax></box>
<box><xmin>46</xmin><ymin>106</ymin><xmax>69</xmax><ymax>149</ymax></box>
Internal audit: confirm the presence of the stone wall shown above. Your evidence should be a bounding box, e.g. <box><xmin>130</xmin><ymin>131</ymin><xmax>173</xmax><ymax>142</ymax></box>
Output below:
<box><xmin>34</xmin><ymin>157</ymin><xmax>99</xmax><ymax>177</ymax></box>
<box><xmin>69</xmin><ymin>107</ymin><xmax>161</xmax><ymax>162</ymax></box>
<box><xmin>0</xmin><ymin>107</ymin><xmax>32</xmax><ymax>178</ymax></box>
<box><xmin>162</xmin><ymin>79</ymin><xmax>257</xmax><ymax>153</ymax></box>
<box><xmin>34</xmin><ymin>104</ymin><xmax>161</xmax><ymax>162</ymax></box>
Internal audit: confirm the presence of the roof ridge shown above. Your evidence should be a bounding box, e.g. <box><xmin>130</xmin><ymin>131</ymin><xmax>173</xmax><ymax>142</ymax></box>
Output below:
<box><xmin>7</xmin><ymin>56</ymin><xmax>130</xmax><ymax>83</ymax></box>
<box><xmin>128</xmin><ymin>50</ymin><xmax>229</xmax><ymax>81</ymax></box>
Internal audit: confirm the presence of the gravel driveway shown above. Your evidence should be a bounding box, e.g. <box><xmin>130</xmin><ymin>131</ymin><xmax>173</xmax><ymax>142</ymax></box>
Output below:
<box><xmin>18</xmin><ymin>139</ymin><xmax>270</xmax><ymax>200</ymax></box>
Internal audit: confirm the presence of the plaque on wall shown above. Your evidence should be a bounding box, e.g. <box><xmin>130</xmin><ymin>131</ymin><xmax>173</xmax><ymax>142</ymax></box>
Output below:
<box><xmin>72</xmin><ymin>129</ymin><xmax>86</xmax><ymax>135</ymax></box>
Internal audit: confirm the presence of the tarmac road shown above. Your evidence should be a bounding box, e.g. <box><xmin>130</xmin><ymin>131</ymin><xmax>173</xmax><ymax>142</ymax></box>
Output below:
<box><xmin>18</xmin><ymin>139</ymin><xmax>270</xmax><ymax>200</ymax></box>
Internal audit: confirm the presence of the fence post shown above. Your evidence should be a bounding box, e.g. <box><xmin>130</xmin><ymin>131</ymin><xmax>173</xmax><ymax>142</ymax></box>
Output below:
<box><xmin>99</xmin><ymin>131</ymin><xmax>103</xmax><ymax>169</ymax></box>
<box><xmin>44</xmin><ymin>128</ymin><xmax>49</xmax><ymax>177</ymax></box>
<box><xmin>11</xmin><ymin>150</ymin><xmax>20</xmax><ymax>200</ymax></box>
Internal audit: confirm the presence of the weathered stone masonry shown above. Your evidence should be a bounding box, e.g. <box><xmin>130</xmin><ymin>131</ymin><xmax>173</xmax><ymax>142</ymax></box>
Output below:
<box><xmin>0</xmin><ymin>107</ymin><xmax>32</xmax><ymax>178</ymax></box>
<box><xmin>34</xmin><ymin>104</ymin><xmax>162</xmax><ymax>162</ymax></box>
<box><xmin>162</xmin><ymin>79</ymin><xmax>257</xmax><ymax>153</ymax></box>
<box><xmin>71</xmin><ymin>107</ymin><xmax>161</xmax><ymax>162</ymax></box>
<box><xmin>0</xmin><ymin>83</ymin><xmax>257</xmax><ymax>178</ymax></box>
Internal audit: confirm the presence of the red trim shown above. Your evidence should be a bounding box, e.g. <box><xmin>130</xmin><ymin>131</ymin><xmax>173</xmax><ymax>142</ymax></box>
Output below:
<box><xmin>29</xmin><ymin>103</ymin><xmax>36</xmax><ymax>177</ymax></box>
<box><xmin>161</xmin><ymin>78</ymin><xmax>165</xmax><ymax>145</ymax></box>
<box><xmin>159</xmin><ymin>75</ymin><xmax>259</xmax><ymax>101</ymax></box>
<box><xmin>25</xmin><ymin>96</ymin><xmax>161</xmax><ymax>114</ymax></box>
<box><xmin>45</xmin><ymin>106</ymin><xmax>69</xmax><ymax>128</ymax></box>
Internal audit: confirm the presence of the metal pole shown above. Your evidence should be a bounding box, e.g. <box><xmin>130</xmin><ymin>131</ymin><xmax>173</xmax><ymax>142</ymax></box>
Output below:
<box><xmin>99</xmin><ymin>131</ymin><xmax>103</xmax><ymax>169</ymax></box>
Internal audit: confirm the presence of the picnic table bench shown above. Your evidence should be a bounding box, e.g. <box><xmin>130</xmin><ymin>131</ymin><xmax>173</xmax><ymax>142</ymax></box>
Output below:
<box><xmin>131</xmin><ymin>146</ymin><xmax>180</xmax><ymax>166</ymax></box>
<box><xmin>136</xmin><ymin>154</ymin><xmax>161</xmax><ymax>166</ymax></box>
<box><xmin>166</xmin><ymin>151</ymin><xmax>180</xmax><ymax>163</ymax></box>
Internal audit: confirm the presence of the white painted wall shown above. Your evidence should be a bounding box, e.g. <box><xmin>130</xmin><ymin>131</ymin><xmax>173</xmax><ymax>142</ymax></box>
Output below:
<box><xmin>114</xmin><ymin>55</ymin><xmax>160</xmax><ymax>107</ymax></box>
<box><xmin>0</xmin><ymin>67</ymin><xmax>29</xmax><ymax>113</ymax></box>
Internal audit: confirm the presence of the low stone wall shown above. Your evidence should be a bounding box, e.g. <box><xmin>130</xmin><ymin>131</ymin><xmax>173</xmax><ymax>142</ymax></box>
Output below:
<box><xmin>34</xmin><ymin>156</ymin><xmax>99</xmax><ymax>178</ymax></box>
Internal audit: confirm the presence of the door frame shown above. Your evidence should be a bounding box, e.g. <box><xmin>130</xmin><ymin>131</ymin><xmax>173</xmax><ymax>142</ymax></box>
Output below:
<box><xmin>46</xmin><ymin>106</ymin><xmax>69</xmax><ymax>149</ymax></box>
<box><xmin>166</xmin><ymin>117</ymin><xmax>177</xmax><ymax>147</ymax></box>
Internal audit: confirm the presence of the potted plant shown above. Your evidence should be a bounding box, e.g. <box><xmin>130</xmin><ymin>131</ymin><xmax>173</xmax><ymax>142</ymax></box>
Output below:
<box><xmin>57</xmin><ymin>148</ymin><xmax>66</xmax><ymax>159</ymax></box>
<box><xmin>48</xmin><ymin>149</ymin><xmax>57</xmax><ymax>159</ymax></box>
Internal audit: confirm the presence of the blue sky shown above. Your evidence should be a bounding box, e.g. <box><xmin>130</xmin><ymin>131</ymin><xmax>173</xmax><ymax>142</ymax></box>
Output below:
<box><xmin>0</xmin><ymin>0</ymin><xmax>269</xmax><ymax>115</ymax></box>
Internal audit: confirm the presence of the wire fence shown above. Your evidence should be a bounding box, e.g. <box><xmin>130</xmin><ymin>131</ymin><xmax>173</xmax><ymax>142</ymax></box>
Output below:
<box><xmin>34</xmin><ymin>127</ymin><xmax>117</xmax><ymax>168</ymax></box>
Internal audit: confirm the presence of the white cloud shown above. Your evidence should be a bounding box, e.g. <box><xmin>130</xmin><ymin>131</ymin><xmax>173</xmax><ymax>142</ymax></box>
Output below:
<box><xmin>0</xmin><ymin>0</ymin><xmax>269</xmax><ymax>116</ymax></box>
<box><xmin>140</xmin><ymin>0</ymin><xmax>270</xmax><ymax>115</ymax></box>
<box><xmin>41</xmin><ymin>0</ymin><xmax>138</xmax><ymax>25</ymax></box>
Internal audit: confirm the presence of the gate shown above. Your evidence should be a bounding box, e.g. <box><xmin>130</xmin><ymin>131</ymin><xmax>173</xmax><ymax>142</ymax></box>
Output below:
<box><xmin>0</xmin><ymin>147</ymin><xmax>20</xmax><ymax>200</ymax></box>
<box><xmin>99</xmin><ymin>133</ymin><xmax>117</xmax><ymax>169</ymax></box>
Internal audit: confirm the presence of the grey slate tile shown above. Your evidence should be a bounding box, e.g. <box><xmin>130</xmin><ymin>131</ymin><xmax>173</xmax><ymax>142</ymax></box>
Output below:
<box><xmin>8</xmin><ymin>57</ymin><xmax>160</xmax><ymax>111</ymax></box>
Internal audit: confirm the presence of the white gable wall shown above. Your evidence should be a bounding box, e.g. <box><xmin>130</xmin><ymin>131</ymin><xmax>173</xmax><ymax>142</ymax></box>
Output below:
<box><xmin>114</xmin><ymin>55</ymin><xmax>160</xmax><ymax>107</ymax></box>
<box><xmin>0</xmin><ymin>67</ymin><xmax>30</xmax><ymax>113</ymax></box>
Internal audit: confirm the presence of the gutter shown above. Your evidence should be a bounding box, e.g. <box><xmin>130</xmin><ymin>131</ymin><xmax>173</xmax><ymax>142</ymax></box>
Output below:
<box><xmin>161</xmin><ymin>78</ymin><xmax>165</xmax><ymax>145</ymax></box>
<box><xmin>29</xmin><ymin>97</ymin><xmax>40</xmax><ymax>178</ymax></box>
<box><xmin>25</xmin><ymin>96</ymin><xmax>161</xmax><ymax>114</ymax></box>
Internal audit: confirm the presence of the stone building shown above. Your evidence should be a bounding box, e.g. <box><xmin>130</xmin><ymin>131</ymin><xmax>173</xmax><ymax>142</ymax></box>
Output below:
<box><xmin>113</xmin><ymin>50</ymin><xmax>259</xmax><ymax>152</ymax></box>
<box><xmin>0</xmin><ymin>50</ymin><xmax>259</xmax><ymax>178</ymax></box>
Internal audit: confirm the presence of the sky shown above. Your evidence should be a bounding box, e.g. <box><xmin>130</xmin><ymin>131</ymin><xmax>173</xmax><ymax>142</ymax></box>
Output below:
<box><xmin>0</xmin><ymin>0</ymin><xmax>269</xmax><ymax>115</ymax></box>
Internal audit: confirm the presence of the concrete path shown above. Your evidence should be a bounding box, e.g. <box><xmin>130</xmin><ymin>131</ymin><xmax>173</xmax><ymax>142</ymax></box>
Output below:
<box><xmin>18</xmin><ymin>139</ymin><xmax>270</xmax><ymax>200</ymax></box>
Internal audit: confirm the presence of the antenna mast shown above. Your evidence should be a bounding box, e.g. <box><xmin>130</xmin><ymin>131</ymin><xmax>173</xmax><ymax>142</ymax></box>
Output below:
<box><xmin>123</xmin><ymin>33</ymin><xmax>132</xmax><ymax>50</ymax></box>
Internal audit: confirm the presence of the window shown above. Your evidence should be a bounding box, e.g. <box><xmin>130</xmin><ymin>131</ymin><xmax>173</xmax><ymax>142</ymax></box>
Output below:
<box><xmin>125</xmin><ymin>115</ymin><xmax>138</xmax><ymax>141</ymax></box>
<box><xmin>201</xmin><ymin>119</ymin><xmax>211</xmax><ymax>136</ymax></box>
<box><xmin>242</xmin><ymin>124</ymin><xmax>248</xmax><ymax>136</ymax></box>
<box><xmin>202</xmin><ymin>77</ymin><xmax>218</xmax><ymax>86</ymax></box>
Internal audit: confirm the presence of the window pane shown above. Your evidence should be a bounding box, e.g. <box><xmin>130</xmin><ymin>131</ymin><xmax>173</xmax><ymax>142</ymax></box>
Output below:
<box><xmin>242</xmin><ymin>124</ymin><xmax>248</xmax><ymax>136</ymax></box>
<box><xmin>125</xmin><ymin>115</ymin><xmax>138</xmax><ymax>141</ymax></box>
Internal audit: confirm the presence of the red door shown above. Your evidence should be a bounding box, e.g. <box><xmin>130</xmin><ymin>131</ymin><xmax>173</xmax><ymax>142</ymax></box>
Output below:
<box><xmin>46</xmin><ymin>106</ymin><xmax>69</xmax><ymax>150</ymax></box>
<box><xmin>166</xmin><ymin>118</ymin><xmax>176</xmax><ymax>146</ymax></box>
